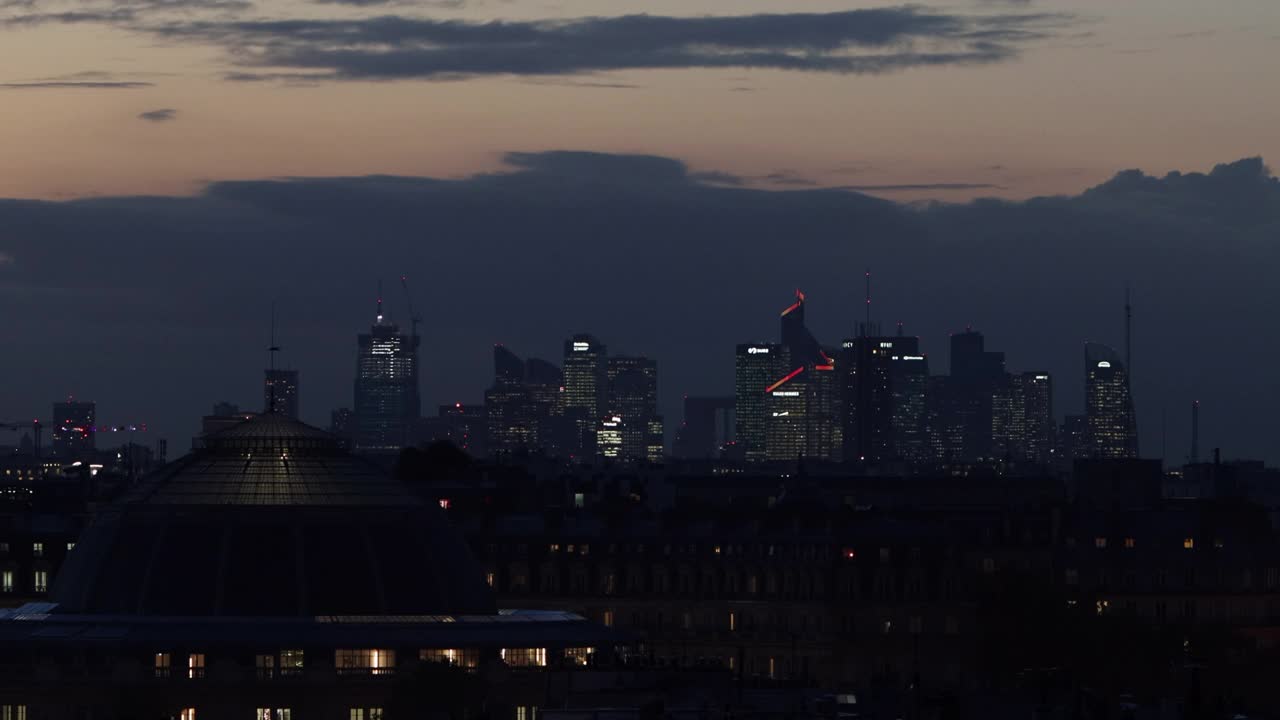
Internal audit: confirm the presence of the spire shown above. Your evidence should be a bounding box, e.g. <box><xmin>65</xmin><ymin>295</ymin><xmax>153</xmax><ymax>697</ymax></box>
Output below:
<box><xmin>267</xmin><ymin>300</ymin><xmax>281</xmax><ymax>414</ymax></box>
<box><xmin>375</xmin><ymin>280</ymin><xmax>385</xmax><ymax>326</ymax></box>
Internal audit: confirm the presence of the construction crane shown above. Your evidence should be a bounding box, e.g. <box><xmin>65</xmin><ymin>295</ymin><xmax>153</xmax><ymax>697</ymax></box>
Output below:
<box><xmin>400</xmin><ymin>275</ymin><xmax>422</xmax><ymax>343</ymax></box>
<box><xmin>0</xmin><ymin>419</ymin><xmax>42</xmax><ymax>457</ymax></box>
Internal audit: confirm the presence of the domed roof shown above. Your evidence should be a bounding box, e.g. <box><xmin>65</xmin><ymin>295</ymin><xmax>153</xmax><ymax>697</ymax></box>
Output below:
<box><xmin>52</xmin><ymin>414</ymin><xmax>496</xmax><ymax>618</ymax></box>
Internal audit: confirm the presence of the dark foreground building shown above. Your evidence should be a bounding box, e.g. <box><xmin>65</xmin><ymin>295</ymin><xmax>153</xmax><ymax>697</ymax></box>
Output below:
<box><xmin>0</xmin><ymin>414</ymin><xmax>617</xmax><ymax>719</ymax></box>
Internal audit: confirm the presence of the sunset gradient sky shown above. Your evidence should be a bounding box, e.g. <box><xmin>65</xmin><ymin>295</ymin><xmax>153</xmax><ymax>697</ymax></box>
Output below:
<box><xmin>2</xmin><ymin>0</ymin><xmax>1277</xmax><ymax>201</ymax></box>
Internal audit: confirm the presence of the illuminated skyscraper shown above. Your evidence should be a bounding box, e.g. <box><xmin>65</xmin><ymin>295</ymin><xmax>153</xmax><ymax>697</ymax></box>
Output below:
<box><xmin>264</xmin><ymin>369</ymin><xmax>299</xmax><ymax>418</ymax></box>
<box><xmin>1085</xmin><ymin>342</ymin><xmax>1138</xmax><ymax>459</ymax></box>
<box><xmin>353</xmin><ymin>295</ymin><xmax>420</xmax><ymax>451</ymax></box>
<box><xmin>735</xmin><ymin>343</ymin><xmax>788</xmax><ymax>463</ymax></box>
<box><xmin>1021</xmin><ymin>372</ymin><xmax>1055</xmax><ymax>466</ymax></box>
<box><xmin>764</xmin><ymin>366</ymin><xmax>808</xmax><ymax>462</ymax></box>
<box><xmin>605</xmin><ymin>355</ymin><xmax>662</xmax><ymax>463</ymax></box>
<box><xmin>485</xmin><ymin>345</ymin><xmax>564</xmax><ymax>456</ymax></box>
<box><xmin>51</xmin><ymin>399</ymin><xmax>95</xmax><ymax>458</ymax></box>
<box><xmin>563</xmin><ymin>334</ymin><xmax>607</xmax><ymax>457</ymax></box>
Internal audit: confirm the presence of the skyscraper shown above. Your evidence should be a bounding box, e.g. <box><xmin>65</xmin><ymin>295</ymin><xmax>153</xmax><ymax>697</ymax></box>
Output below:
<box><xmin>1020</xmin><ymin>372</ymin><xmax>1055</xmax><ymax>466</ymax></box>
<box><xmin>263</xmin><ymin>369</ymin><xmax>299</xmax><ymax>418</ymax></box>
<box><xmin>838</xmin><ymin>334</ymin><xmax>896</xmax><ymax>463</ymax></box>
<box><xmin>735</xmin><ymin>343</ymin><xmax>788</xmax><ymax>463</ymax></box>
<box><xmin>563</xmin><ymin>334</ymin><xmax>607</xmax><ymax>457</ymax></box>
<box><xmin>673</xmin><ymin>396</ymin><xmax>735</xmax><ymax>459</ymax></box>
<box><xmin>51</xmin><ymin>399</ymin><xmax>95</xmax><ymax>458</ymax></box>
<box><xmin>485</xmin><ymin>345</ymin><xmax>564</xmax><ymax>456</ymax></box>
<box><xmin>605</xmin><ymin>355</ymin><xmax>662</xmax><ymax>463</ymax></box>
<box><xmin>353</xmin><ymin>295</ymin><xmax>421</xmax><ymax>451</ymax></box>
<box><xmin>1085</xmin><ymin>342</ymin><xmax>1138</xmax><ymax>459</ymax></box>
<box><xmin>929</xmin><ymin>330</ymin><xmax>1006</xmax><ymax>463</ymax></box>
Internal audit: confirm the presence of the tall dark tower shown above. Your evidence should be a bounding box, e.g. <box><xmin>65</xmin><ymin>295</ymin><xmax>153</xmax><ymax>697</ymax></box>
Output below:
<box><xmin>1191</xmin><ymin>400</ymin><xmax>1200</xmax><ymax>464</ymax></box>
<box><xmin>1084</xmin><ymin>342</ymin><xmax>1138</xmax><ymax>459</ymax></box>
<box><xmin>353</xmin><ymin>290</ymin><xmax>421</xmax><ymax>451</ymax></box>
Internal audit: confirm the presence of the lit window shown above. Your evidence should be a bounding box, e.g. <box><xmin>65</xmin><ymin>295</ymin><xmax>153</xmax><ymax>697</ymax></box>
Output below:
<box><xmin>1096</xmin><ymin>600</ymin><xmax>1110</xmax><ymax>616</ymax></box>
<box><xmin>1184</xmin><ymin>538</ymin><xmax>1195</xmax><ymax>550</ymax></box>
<box><xmin>602</xmin><ymin>610</ymin><xmax>614</xmax><ymax>627</ymax></box>
<box><xmin>573</xmin><ymin>492</ymin><xmax>585</xmax><ymax>509</ymax></box>
<box><xmin>66</xmin><ymin>542</ymin><xmax>76</xmax><ymax>552</ymax></box>
<box><xmin>1123</xmin><ymin>537</ymin><xmax>1136</xmax><ymax>549</ymax></box>
<box><xmin>564</xmin><ymin>647</ymin><xmax>594</xmax><ymax>666</ymax></box>
<box><xmin>255</xmin><ymin>654</ymin><xmax>275</xmax><ymax>679</ymax></box>
<box><xmin>768</xmin><ymin>656</ymin><xmax>776</xmax><ymax>680</ymax></box>
<box><xmin>549</xmin><ymin>544</ymin><xmax>560</xmax><ymax>553</ymax></box>
<box><xmin>0</xmin><ymin>543</ymin><xmax>8</xmax><ymax>553</ymax></box>
<box><xmin>350</xmin><ymin>710</ymin><xmax>383</xmax><ymax>720</ymax></box>
<box><xmin>1214</xmin><ymin>538</ymin><xmax>1224</xmax><ymax>549</ymax></box>
<box><xmin>486</xmin><ymin>572</ymin><xmax>495</xmax><ymax>587</ymax></box>
<box><xmin>180</xmin><ymin>709</ymin><xmax>196</xmax><ymax>720</ymax></box>
<box><xmin>187</xmin><ymin>653</ymin><xmax>206</xmax><ymax>679</ymax></box>
<box><xmin>420</xmin><ymin>648</ymin><xmax>479</xmax><ymax>668</ymax></box>
<box><xmin>516</xmin><ymin>707</ymin><xmax>538</xmax><ymax>720</ymax></box>
<box><xmin>31</xmin><ymin>542</ymin><xmax>43</xmax><ymax>558</ymax></box>
<box><xmin>33</xmin><ymin>570</ymin><xmax>47</xmax><ymax>593</ymax></box>
<box><xmin>728</xmin><ymin>611</ymin><xmax>736</xmax><ymax>632</ymax></box>
<box><xmin>438</xmin><ymin>498</ymin><xmax>450</xmax><ymax>510</ymax></box>
<box><xmin>335</xmin><ymin>649</ymin><xmax>395</xmax><ymax>675</ymax></box>
<box><xmin>501</xmin><ymin>648</ymin><xmax>547</xmax><ymax>667</ymax></box>
<box><xmin>256</xmin><ymin>709</ymin><xmax>291</xmax><ymax>720</ymax></box>
<box><xmin>1094</xmin><ymin>537</ymin><xmax>1107</xmax><ymax>549</ymax></box>
<box><xmin>280</xmin><ymin>649</ymin><xmax>304</xmax><ymax>676</ymax></box>
<box><xmin>155</xmin><ymin>652</ymin><xmax>171</xmax><ymax>679</ymax></box>
<box><xmin>882</xmin><ymin>620</ymin><xmax>892</xmax><ymax>634</ymax></box>
<box><xmin>2</xmin><ymin>706</ymin><xmax>28</xmax><ymax>720</ymax></box>
<box><xmin>1</xmin><ymin>571</ymin><xmax>12</xmax><ymax>593</ymax></box>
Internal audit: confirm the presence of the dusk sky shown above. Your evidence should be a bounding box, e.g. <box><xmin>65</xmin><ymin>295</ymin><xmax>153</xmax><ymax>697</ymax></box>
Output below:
<box><xmin>1</xmin><ymin>0</ymin><xmax>1278</xmax><ymax>463</ymax></box>
<box><xmin>1</xmin><ymin>0</ymin><xmax>1277</xmax><ymax>200</ymax></box>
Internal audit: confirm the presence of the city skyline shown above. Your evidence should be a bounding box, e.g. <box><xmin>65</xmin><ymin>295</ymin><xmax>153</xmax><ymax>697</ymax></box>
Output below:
<box><xmin>0</xmin><ymin>276</ymin><xmax>1259</xmax><ymax>466</ymax></box>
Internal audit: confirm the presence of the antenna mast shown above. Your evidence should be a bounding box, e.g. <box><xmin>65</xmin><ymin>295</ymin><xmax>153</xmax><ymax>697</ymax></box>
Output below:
<box><xmin>267</xmin><ymin>300</ymin><xmax>281</xmax><ymax>413</ymax></box>
<box><xmin>864</xmin><ymin>269</ymin><xmax>872</xmax><ymax>336</ymax></box>
<box><xmin>1124</xmin><ymin>287</ymin><xmax>1132</xmax><ymax>378</ymax></box>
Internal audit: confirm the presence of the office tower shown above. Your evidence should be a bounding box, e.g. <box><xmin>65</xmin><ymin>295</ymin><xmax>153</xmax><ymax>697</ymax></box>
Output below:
<box><xmin>771</xmin><ymin>290</ymin><xmax>841</xmax><ymax>461</ymax></box>
<box><xmin>485</xmin><ymin>346</ymin><xmax>567</xmax><ymax>458</ymax></box>
<box><xmin>780</xmin><ymin>289</ymin><xmax>826</xmax><ymax>366</ymax></box>
<box><xmin>735</xmin><ymin>344</ymin><xmax>788</xmax><ymax>463</ymax></box>
<box><xmin>51</xmin><ymin>399</ymin><xmax>95</xmax><ymax>458</ymax></box>
<box><xmin>604</xmin><ymin>355</ymin><xmax>662</xmax><ymax>463</ymax></box>
<box><xmin>993</xmin><ymin>371</ymin><xmax>1057</xmax><ymax>466</ymax></box>
<box><xmin>765</xmin><ymin>366</ymin><xmax>808</xmax><ymax>461</ymax></box>
<box><xmin>674</xmin><ymin>396</ymin><xmax>735</xmax><ymax>459</ymax></box>
<box><xmin>1085</xmin><ymin>342</ymin><xmax>1139</xmax><ymax>459</ymax></box>
<box><xmin>1020</xmin><ymin>372</ymin><xmax>1055</xmax><ymax>466</ymax></box>
<box><xmin>838</xmin><ymin>334</ymin><xmax>898</xmax><ymax>463</ymax></box>
<box><xmin>353</xmin><ymin>295</ymin><xmax>421</xmax><ymax>451</ymax></box>
<box><xmin>487</xmin><ymin>345</ymin><xmax>538</xmax><ymax>453</ymax></box>
<box><xmin>263</xmin><ymin>369</ymin><xmax>299</xmax><ymax>418</ymax></box>
<box><xmin>930</xmin><ymin>330</ymin><xmax>1006</xmax><ymax>463</ymax></box>
<box><xmin>563</xmin><ymin>334</ymin><xmax>607</xmax><ymax>457</ymax></box>
<box><xmin>890</xmin><ymin>346</ymin><xmax>930</xmax><ymax>463</ymax></box>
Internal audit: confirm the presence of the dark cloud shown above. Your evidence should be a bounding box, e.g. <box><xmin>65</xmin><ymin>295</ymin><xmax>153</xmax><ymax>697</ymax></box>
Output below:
<box><xmin>1</xmin><ymin>153</ymin><xmax>1276</xmax><ymax>466</ymax></box>
<box><xmin>0</xmin><ymin>81</ymin><xmax>153</xmax><ymax>89</ymax></box>
<box><xmin>140</xmin><ymin>8</ymin><xmax>1074</xmax><ymax>82</ymax></box>
<box><xmin>138</xmin><ymin>107</ymin><xmax>178</xmax><ymax>121</ymax></box>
